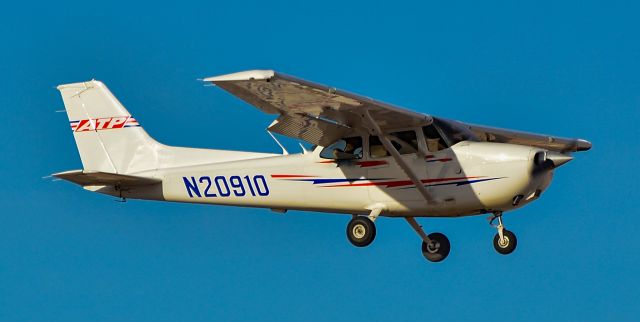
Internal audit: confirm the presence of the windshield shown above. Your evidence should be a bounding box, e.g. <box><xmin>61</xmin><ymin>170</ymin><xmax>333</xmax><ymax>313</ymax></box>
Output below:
<box><xmin>432</xmin><ymin>118</ymin><xmax>479</xmax><ymax>146</ymax></box>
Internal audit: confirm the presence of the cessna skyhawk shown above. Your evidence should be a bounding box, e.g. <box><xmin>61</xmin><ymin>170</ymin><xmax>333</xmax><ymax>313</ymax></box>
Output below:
<box><xmin>53</xmin><ymin>70</ymin><xmax>591</xmax><ymax>262</ymax></box>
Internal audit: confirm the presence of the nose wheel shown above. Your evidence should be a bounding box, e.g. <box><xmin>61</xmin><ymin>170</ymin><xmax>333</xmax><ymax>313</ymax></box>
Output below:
<box><xmin>490</xmin><ymin>212</ymin><xmax>517</xmax><ymax>255</ymax></box>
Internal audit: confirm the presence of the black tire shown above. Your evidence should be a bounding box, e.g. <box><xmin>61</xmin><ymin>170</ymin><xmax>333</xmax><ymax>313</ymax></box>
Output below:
<box><xmin>421</xmin><ymin>232</ymin><xmax>450</xmax><ymax>262</ymax></box>
<box><xmin>346</xmin><ymin>216</ymin><xmax>376</xmax><ymax>247</ymax></box>
<box><xmin>493</xmin><ymin>229</ymin><xmax>517</xmax><ymax>255</ymax></box>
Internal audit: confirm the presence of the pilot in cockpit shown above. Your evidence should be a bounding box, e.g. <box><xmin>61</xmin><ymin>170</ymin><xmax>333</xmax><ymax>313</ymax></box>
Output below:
<box><xmin>333</xmin><ymin>137</ymin><xmax>363</xmax><ymax>160</ymax></box>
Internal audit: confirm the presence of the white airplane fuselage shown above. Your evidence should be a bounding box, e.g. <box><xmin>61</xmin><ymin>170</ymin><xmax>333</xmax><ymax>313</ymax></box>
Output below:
<box><xmin>54</xmin><ymin>78</ymin><xmax>588</xmax><ymax>260</ymax></box>
<box><xmin>107</xmin><ymin>141</ymin><xmax>553</xmax><ymax>218</ymax></box>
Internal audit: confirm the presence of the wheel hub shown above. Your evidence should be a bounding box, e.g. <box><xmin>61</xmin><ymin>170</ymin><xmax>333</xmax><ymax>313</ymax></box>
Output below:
<box><xmin>498</xmin><ymin>236</ymin><xmax>510</xmax><ymax>248</ymax></box>
<box><xmin>352</xmin><ymin>224</ymin><xmax>366</xmax><ymax>239</ymax></box>
<box><xmin>426</xmin><ymin>241</ymin><xmax>440</xmax><ymax>253</ymax></box>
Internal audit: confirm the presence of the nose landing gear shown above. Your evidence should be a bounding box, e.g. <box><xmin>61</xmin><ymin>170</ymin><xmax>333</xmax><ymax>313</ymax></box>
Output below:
<box><xmin>489</xmin><ymin>212</ymin><xmax>517</xmax><ymax>255</ymax></box>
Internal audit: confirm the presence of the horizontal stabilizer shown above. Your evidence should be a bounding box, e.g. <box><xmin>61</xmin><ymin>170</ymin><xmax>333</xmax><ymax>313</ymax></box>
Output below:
<box><xmin>53</xmin><ymin>170</ymin><xmax>161</xmax><ymax>187</ymax></box>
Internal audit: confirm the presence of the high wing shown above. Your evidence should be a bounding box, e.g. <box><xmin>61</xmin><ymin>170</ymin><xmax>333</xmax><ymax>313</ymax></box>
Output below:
<box><xmin>204</xmin><ymin>70</ymin><xmax>431</xmax><ymax>146</ymax></box>
<box><xmin>467</xmin><ymin>124</ymin><xmax>591</xmax><ymax>152</ymax></box>
<box><xmin>204</xmin><ymin>70</ymin><xmax>591</xmax><ymax>152</ymax></box>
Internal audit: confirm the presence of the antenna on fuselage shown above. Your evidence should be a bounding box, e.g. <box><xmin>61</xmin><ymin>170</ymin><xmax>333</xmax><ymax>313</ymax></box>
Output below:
<box><xmin>267</xmin><ymin>130</ymin><xmax>289</xmax><ymax>155</ymax></box>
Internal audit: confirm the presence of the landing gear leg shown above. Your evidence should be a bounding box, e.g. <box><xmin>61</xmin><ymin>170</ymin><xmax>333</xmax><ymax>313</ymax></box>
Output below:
<box><xmin>405</xmin><ymin>217</ymin><xmax>450</xmax><ymax>262</ymax></box>
<box><xmin>489</xmin><ymin>212</ymin><xmax>517</xmax><ymax>255</ymax></box>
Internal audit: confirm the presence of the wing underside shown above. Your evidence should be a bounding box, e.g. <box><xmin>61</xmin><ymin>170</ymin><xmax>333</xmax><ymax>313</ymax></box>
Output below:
<box><xmin>469</xmin><ymin>124</ymin><xmax>592</xmax><ymax>152</ymax></box>
<box><xmin>205</xmin><ymin>70</ymin><xmax>430</xmax><ymax>146</ymax></box>
<box><xmin>204</xmin><ymin>70</ymin><xmax>591</xmax><ymax>152</ymax></box>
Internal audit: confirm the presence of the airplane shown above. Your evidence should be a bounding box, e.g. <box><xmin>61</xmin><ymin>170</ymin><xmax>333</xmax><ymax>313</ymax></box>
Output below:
<box><xmin>53</xmin><ymin>70</ymin><xmax>591</xmax><ymax>262</ymax></box>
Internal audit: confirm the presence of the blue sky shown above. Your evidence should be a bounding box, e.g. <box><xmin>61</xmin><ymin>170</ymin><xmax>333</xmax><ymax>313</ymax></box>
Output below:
<box><xmin>1</xmin><ymin>1</ymin><xmax>639</xmax><ymax>321</ymax></box>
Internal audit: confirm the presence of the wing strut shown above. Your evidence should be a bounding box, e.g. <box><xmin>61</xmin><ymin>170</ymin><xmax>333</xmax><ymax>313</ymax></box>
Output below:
<box><xmin>363</xmin><ymin>110</ymin><xmax>435</xmax><ymax>204</ymax></box>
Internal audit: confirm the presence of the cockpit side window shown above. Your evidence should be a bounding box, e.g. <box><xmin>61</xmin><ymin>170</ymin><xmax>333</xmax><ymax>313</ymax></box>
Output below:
<box><xmin>369</xmin><ymin>134</ymin><xmax>414</xmax><ymax>158</ymax></box>
<box><xmin>389</xmin><ymin>130</ymin><xmax>419</xmax><ymax>154</ymax></box>
<box><xmin>369</xmin><ymin>136</ymin><xmax>390</xmax><ymax>158</ymax></box>
<box><xmin>423</xmin><ymin>124</ymin><xmax>447</xmax><ymax>152</ymax></box>
<box><xmin>320</xmin><ymin>136</ymin><xmax>363</xmax><ymax>160</ymax></box>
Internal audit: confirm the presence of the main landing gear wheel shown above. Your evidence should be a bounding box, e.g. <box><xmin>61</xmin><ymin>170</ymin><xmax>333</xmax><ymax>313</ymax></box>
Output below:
<box><xmin>347</xmin><ymin>216</ymin><xmax>376</xmax><ymax>247</ymax></box>
<box><xmin>493</xmin><ymin>229</ymin><xmax>517</xmax><ymax>255</ymax></box>
<box><xmin>421</xmin><ymin>232</ymin><xmax>450</xmax><ymax>262</ymax></box>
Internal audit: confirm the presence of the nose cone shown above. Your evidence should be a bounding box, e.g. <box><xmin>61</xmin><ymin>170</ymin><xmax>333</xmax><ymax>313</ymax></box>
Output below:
<box><xmin>546</xmin><ymin>151</ymin><xmax>574</xmax><ymax>168</ymax></box>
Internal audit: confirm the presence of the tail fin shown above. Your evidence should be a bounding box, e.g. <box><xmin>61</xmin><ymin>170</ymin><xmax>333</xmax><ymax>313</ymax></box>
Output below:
<box><xmin>57</xmin><ymin>80</ymin><xmax>160</xmax><ymax>174</ymax></box>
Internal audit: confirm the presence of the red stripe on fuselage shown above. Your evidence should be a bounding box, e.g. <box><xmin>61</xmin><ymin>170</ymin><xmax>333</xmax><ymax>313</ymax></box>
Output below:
<box><xmin>356</xmin><ymin>160</ymin><xmax>388</xmax><ymax>167</ymax></box>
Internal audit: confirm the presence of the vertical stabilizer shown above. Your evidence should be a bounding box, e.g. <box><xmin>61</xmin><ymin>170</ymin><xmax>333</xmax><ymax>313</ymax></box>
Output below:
<box><xmin>57</xmin><ymin>80</ymin><xmax>160</xmax><ymax>174</ymax></box>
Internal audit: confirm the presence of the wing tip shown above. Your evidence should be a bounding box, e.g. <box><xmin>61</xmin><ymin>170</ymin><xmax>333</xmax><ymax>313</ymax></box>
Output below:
<box><xmin>52</xmin><ymin>169</ymin><xmax>83</xmax><ymax>178</ymax></box>
<box><xmin>576</xmin><ymin>139</ymin><xmax>592</xmax><ymax>151</ymax></box>
<box><xmin>202</xmin><ymin>70</ymin><xmax>275</xmax><ymax>82</ymax></box>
